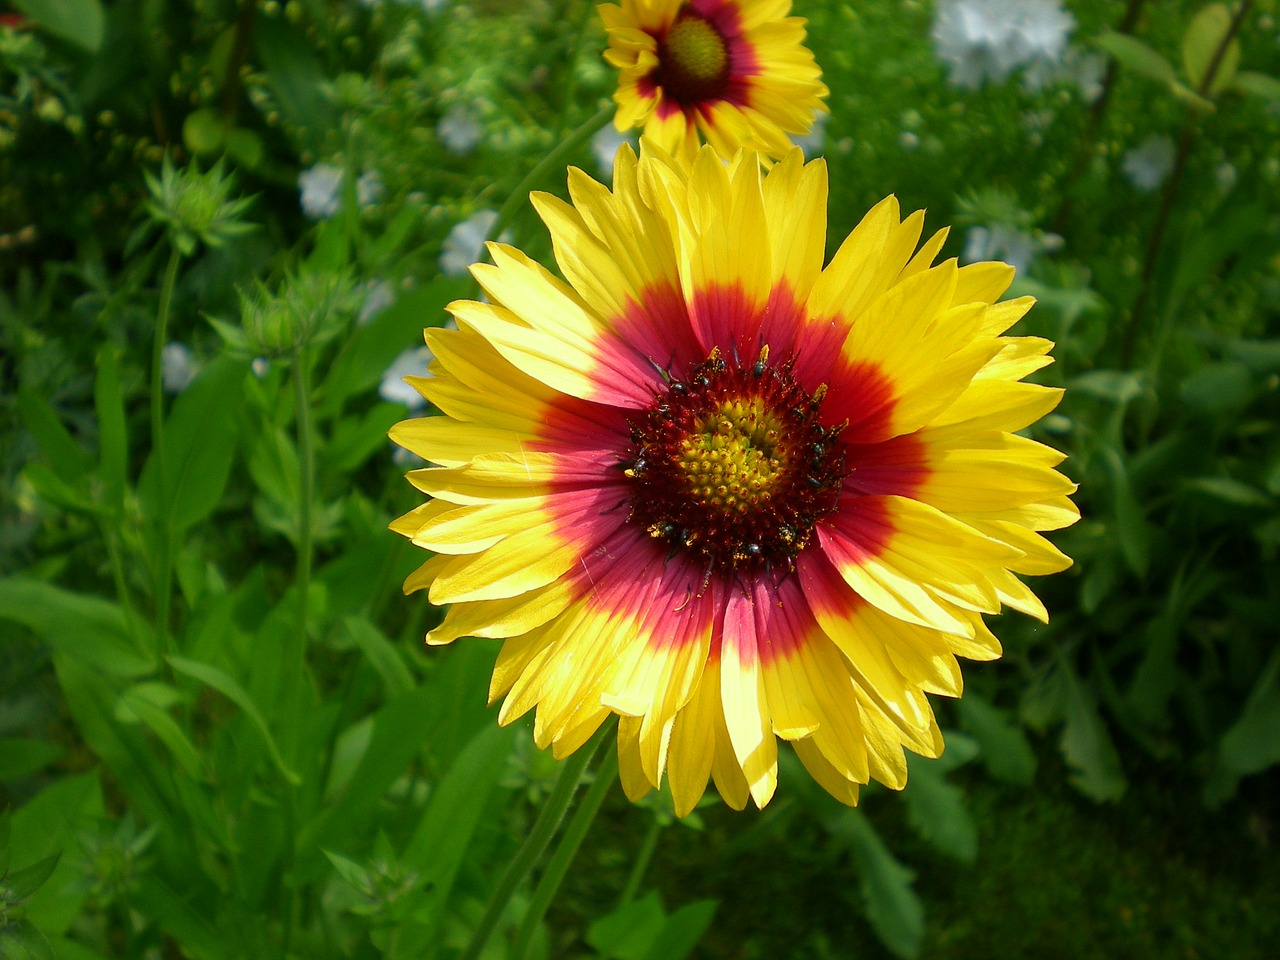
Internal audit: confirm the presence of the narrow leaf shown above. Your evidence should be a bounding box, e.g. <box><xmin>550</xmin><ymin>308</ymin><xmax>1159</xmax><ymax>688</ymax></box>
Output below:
<box><xmin>167</xmin><ymin>655</ymin><xmax>300</xmax><ymax>784</ymax></box>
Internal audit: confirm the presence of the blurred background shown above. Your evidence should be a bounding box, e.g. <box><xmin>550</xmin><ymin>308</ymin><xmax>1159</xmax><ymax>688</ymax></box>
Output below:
<box><xmin>1</xmin><ymin>1</ymin><xmax>1279</xmax><ymax>957</ymax></box>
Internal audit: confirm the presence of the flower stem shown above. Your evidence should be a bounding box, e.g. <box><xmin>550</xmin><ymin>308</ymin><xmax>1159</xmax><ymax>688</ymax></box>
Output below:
<box><xmin>617</xmin><ymin>816</ymin><xmax>661</xmax><ymax>909</ymax></box>
<box><xmin>149</xmin><ymin>244</ymin><xmax>182</xmax><ymax>658</ymax></box>
<box><xmin>510</xmin><ymin>747</ymin><xmax>619</xmax><ymax>960</ymax></box>
<box><xmin>1051</xmin><ymin>0</ymin><xmax>1148</xmax><ymax>235</ymax></box>
<box><xmin>280</xmin><ymin>345</ymin><xmax>315</xmax><ymax>957</ymax></box>
<box><xmin>1121</xmin><ymin>0</ymin><xmax>1253</xmax><ymax>367</ymax></box>
<box><xmin>460</xmin><ymin>722</ymin><xmax>614</xmax><ymax>960</ymax></box>
<box><xmin>488</xmin><ymin>102</ymin><xmax>615</xmax><ymax>246</ymax></box>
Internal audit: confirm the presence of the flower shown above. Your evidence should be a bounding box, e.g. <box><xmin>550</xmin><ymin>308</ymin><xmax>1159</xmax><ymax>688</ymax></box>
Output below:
<box><xmin>438</xmin><ymin>104</ymin><xmax>484</xmax><ymax>155</ymax></box>
<box><xmin>932</xmin><ymin>0</ymin><xmax>1074</xmax><ymax>89</ymax></box>
<box><xmin>599</xmin><ymin>0</ymin><xmax>828</xmax><ymax>167</ymax></box>
<box><xmin>592</xmin><ymin>125</ymin><xmax>638</xmax><ymax>178</ymax></box>
<box><xmin>298</xmin><ymin>164</ymin><xmax>381</xmax><ymax>219</ymax></box>
<box><xmin>391</xmin><ymin>143</ymin><xmax>1078</xmax><ymax>816</ymax></box>
<box><xmin>161</xmin><ymin>342</ymin><xmax>198</xmax><ymax>394</ymax></box>
<box><xmin>381</xmin><ymin>346</ymin><xmax>436</xmax><ymax>410</ymax></box>
<box><xmin>439</xmin><ymin>210</ymin><xmax>509</xmax><ymax>277</ymax></box>
<box><xmin>299</xmin><ymin>164</ymin><xmax>343</xmax><ymax>220</ymax></box>
<box><xmin>1122</xmin><ymin>134</ymin><xmax>1176</xmax><ymax>193</ymax></box>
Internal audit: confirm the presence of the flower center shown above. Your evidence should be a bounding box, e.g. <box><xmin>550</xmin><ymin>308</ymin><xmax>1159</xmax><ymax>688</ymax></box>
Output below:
<box><xmin>623</xmin><ymin>347</ymin><xmax>847</xmax><ymax>575</ymax></box>
<box><xmin>658</xmin><ymin>13</ymin><xmax>731</xmax><ymax>103</ymax></box>
<box><xmin>678</xmin><ymin>398</ymin><xmax>787</xmax><ymax>514</ymax></box>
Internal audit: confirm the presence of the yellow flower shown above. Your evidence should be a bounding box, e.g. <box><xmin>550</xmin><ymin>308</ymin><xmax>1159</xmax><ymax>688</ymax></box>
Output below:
<box><xmin>599</xmin><ymin>0</ymin><xmax>828</xmax><ymax>166</ymax></box>
<box><xmin>391</xmin><ymin>142</ymin><xmax>1078</xmax><ymax>816</ymax></box>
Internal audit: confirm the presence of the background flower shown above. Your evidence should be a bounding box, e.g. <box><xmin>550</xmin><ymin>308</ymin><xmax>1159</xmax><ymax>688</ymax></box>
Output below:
<box><xmin>600</xmin><ymin>0</ymin><xmax>828</xmax><ymax>165</ymax></box>
<box><xmin>1122</xmin><ymin>134</ymin><xmax>1177</xmax><ymax>192</ymax></box>
<box><xmin>931</xmin><ymin>0</ymin><xmax>1075</xmax><ymax>89</ymax></box>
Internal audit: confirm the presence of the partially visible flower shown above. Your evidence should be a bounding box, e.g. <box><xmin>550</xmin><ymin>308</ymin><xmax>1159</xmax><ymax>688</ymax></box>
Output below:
<box><xmin>140</xmin><ymin>155</ymin><xmax>256</xmax><ymax>257</ymax></box>
<box><xmin>299</xmin><ymin>163</ymin><xmax>343</xmax><ymax>220</ymax></box>
<box><xmin>161</xmin><ymin>342</ymin><xmax>198</xmax><ymax>394</ymax></box>
<box><xmin>357</xmin><ymin>169</ymin><xmax>384</xmax><ymax>207</ymax></box>
<box><xmin>439</xmin><ymin>210</ymin><xmax>508</xmax><ymax>277</ymax></box>
<box><xmin>963</xmin><ymin>224</ymin><xmax>1038</xmax><ymax>274</ymax></box>
<box><xmin>600</xmin><ymin>0</ymin><xmax>828</xmax><ymax>166</ymax></box>
<box><xmin>932</xmin><ymin>0</ymin><xmax>1074</xmax><ymax>89</ymax></box>
<box><xmin>299</xmin><ymin>164</ymin><xmax>381</xmax><ymax>219</ymax></box>
<box><xmin>438</xmin><ymin>104</ymin><xmax>483</xmax><ymax>155</ymax></box>
<box><xmin>359</xmin><ymin>280</ymin><xmax>397</xmax><ymax>326</ymax></box>
<box><xmin>392</xmin><ymin>143</ymin><xmax>1078</xmax><ymax>816</ymax></box>
<box><xmin>1122</xmin><ymin>134</ymin><xmax>1176</xmax><ymax>193</ymax></box>
<box><xmin>592</xmin><ymin>125</ymin><xmax>638</xmax><ymax>178</ymax></box>
<box><xmin>380</xmin><ymin>346</ymin><xmax>435</xmax><ymax>410</ymax></box>
<box><xmin>239</xmin><ymin>269</ymin><xmax>360</xmax><ymax>358</ymax></box>
<box><xmin>793</xmin><ymin>111</ymin><xmax>827</xmax><ymax>158</ymax></box>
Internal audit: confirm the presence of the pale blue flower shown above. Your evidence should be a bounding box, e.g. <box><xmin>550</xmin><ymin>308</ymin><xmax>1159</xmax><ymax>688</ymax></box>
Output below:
<box><xmin>1122</xmin><ymin>135</ymin><xmax>1176</xmax><ymax>192</ymax></box>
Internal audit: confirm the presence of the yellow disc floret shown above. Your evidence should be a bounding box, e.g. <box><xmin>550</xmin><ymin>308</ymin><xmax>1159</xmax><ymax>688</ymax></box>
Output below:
<box><xmin>679</xmin><ymin>399</ymin><xmax>787</xmax><ymax>514</ymax></box>
<box><xmin>663</xmin><ymin>16</ymin><xmax>729</xmax><ymax>87</ymax></box>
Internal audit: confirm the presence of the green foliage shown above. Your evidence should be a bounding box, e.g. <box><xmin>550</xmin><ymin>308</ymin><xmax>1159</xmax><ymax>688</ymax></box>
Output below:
<box><xmin>2</xmin><ymin>1</ymin><xmax>1280</xmax><ymax>959</ymax></box>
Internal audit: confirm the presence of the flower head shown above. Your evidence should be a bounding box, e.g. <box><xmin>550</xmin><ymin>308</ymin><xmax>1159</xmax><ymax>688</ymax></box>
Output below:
<box><xmin>600</xmin><ymin>0</ymin><xmax>828</xmax><ymax>167</ymax></box>
<box><xmin>392</xmin><ymin>143</ymin><xmax>1078</xmax><ymax>815</ymax></box>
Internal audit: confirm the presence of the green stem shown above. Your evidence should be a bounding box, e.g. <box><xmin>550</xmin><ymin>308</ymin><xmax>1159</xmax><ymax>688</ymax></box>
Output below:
<box><xmin>285</xmin><ymin>343</ymin><xmax>316</xmax><ymax>748</ymax></box>
<box><xmin>1121</xmin><ymin>0</ymin><xmax>1253</xmax><ymax>366</ymax></box>
<box><xmin>617</xmin><ymin>816</ymin><xmax>661</xmax><ymax>909</ymax></box>
<box><xmin>460</xmin><ymin>723</ymin><xmax>614</xmax><ymax>960</ymax></box>
<box><xmin>280</xmin><ymin>346</ymin><xmax>315</xmax><ymax>958</ymax></box>
<box><xmin>511</xmin><ymin>748</ymin><xmax>619</xmax><ymax>960</ymax></box>
<box><xmin>149</xmin><ymin>245</ymin><xmax>182</xmax><ymax>658</ymax></box>
<box><xmin>488</xmin><ymin>102</ymin><xmax>615</xmax><ymax>246</ymax></box>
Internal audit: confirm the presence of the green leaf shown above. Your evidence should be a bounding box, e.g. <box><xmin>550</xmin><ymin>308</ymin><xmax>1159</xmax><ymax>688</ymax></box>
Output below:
<box><xmin>317</xmin><ymin>277</ymin><xmax>469</xmax><ymax>417</ymax></box>
<box><xmin>17</xmin><ymin>388</ymin><xmax>92</xmax><ymax>482</ymax></box>
<box><xmin>9</xmin><ymin>772</ymin><xmax>103</xmax><ymax>936</ymax></box>
<box><xmin>1100</xmin><ymin>448</ymin><xmax>1150</xmax><ymax>579</ymax></box>
<box><xmin>323</xmin><ymin>849</ymin><xmax>373</xmax><ymax>893</ymax></box>
<box><xmin>245</xmin><ymin>421</ymin><xmax>300</xmax><ymax>512</ymax></box>
<box><xmin>901</xmin><ymin>758</ymin><xmax>978</xmax><ymax>863</ymax></box>
<box><xmin>0</xmin><ymin>578</ymin><xmax>152</xmax><ymax>677</ymax></box>
<box><xmin>1233</xmin><ymin>70</ymin><xmax>1280</xmax><ymax>105</ymax></box>
<box><xmin>167</xmin><ymin>655</ymin><xmax>300</xmax><ymax>785</ymax></box>
<box><xmin>399</xmin><ymin>724</ymin><xmax>516</xmax><ymax>935</ymax></box>
<box><xmin>1179</xmin><ymin>361</ymin><xmax>1252</xmax><ymax>415</ymax></box>
<box><xmin>1183</xmin><ymin>476</ymin><xmax>1272</xmax><ymax>508</ymax></box>
<box><xmin>0</xmin><ymin>922</ymin><xmax>56</xmax><ymax>960</ymax></box>
<box><xmin>21</xmin><ymin>463</ymin><xmax>103</xmax><ymax>516</ymax></box>
<box><xmin>839</xmin><ymin>810</ymin><xmax>924</xmax><ymax>959</ymax></box>
<box><xmin>1060</xmin><ymin>664</ymin><xmax>1127</xmax><ymax>802</ymax></box>
<box><xmin>958</xmin><ymin>695</ymin><xmax>1036</xmax><ymax>785</ymax></box>
<box><xmin>94</xmin><ymin>345</ymin><xmax>127</xmax><ymax>515</ymax></box>
<box><xmin>1182</xmin><ymin>4</ymin><xmax>1240</xmax><ymax>95</ymax></box>
<box><xmin>1219</xmin><ymin>659</ymin><xmax>1280</xmax><ymax>778</ymax></box>
<box><xmin>1094</xmin><ymin>31</ymin><xmax>1178</xmax><ymax>86</ymax></box>
<box><xmin>138</xmin><ymin>356</ymin><xmax>248</xmax><ymax>533</ymax></box>
<box><xmin>1068</xmin><ymin>369</ymin><xmax>1144</xmax><ymax>405</ymax></box>
<box><xmin>1224</xmin><ymin>336</ymin><xmax>1280</xmax><ymax>373</ymax></box>
<box><xmin>253</xmin><ymin>16</ymin><xmax>336</xmax><ymax>136</ymax></box>
<box><xmin>587</xmin><ymin>891</ymin><xmax>666</xmax><ymax>960</ymax></box>
<box><xmin>114</xmin><ymin>683</ymin><xmax>206</xmax><ymax>781</ymax></box>
<box><xmin>12</xmin><ymin>0</ymin><xmax>104</xmax><ymax>51</ymax></box>
<box><xmin>0</xmin><ymin>738</ymin><xmax>65</xmax><ymax>780</ymax></box>
<box><xmin>342</xmin><ymin>616</ymin><xmax>414</xmax><ymax>699</ymax></box>
<box><xmin>4</xmin><ymin>852</ymin><xmax>61</xmax><ymax>904</ymax></box>
<box><xmin>641</xmin><ymin>899</ymin><xmax>718</xmax><ymax>960</ymax></box>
